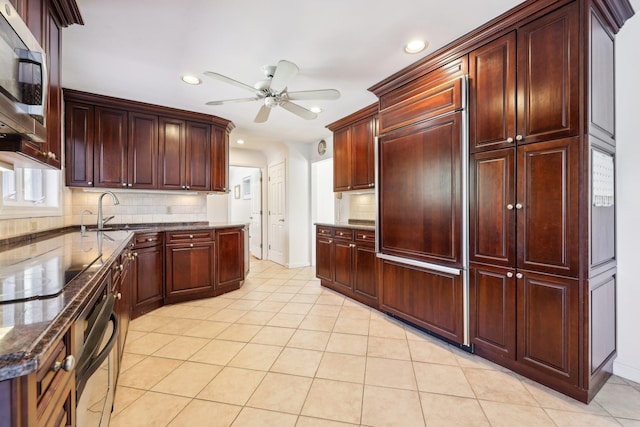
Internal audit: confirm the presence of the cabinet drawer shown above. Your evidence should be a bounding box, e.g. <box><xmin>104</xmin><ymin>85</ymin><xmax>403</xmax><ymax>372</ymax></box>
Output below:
<box><xmin>355</xmin><ymin>230</ymin><xmax>375</xmax><ymax>245</ymax></box>
<box><xmin>333</xmin><ymin>228</ymin><xmax>353</xmax><ymax>241</ymax></box>
<box><xmin>316</xmin><ymin>226</ymin><xmax>333</xmax><ymax>236</ymax></box>
<box><xmin>133</xmin><ymin>232</ymin><xmax>164</xmax><ymax>248</ymax></box>
<box><xmin>166</xmin><ymin>229</ymin><xmax>214</xmax><ymax>244</ymax></box>
<box><xmin>36</xmin><ymin>329</ymin><xmax>73</xmax><ymax>421</ymax></box>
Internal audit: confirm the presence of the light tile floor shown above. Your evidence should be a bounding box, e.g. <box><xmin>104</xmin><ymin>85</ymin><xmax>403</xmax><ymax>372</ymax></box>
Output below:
<box><xmin>111</xmin><ymin>259</ymin><xmax>640</xmax><ymax>427</ymax></box>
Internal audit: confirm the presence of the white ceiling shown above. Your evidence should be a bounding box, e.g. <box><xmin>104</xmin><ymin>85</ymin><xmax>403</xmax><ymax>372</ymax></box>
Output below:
<box><xmin>61</xmin><ymin>0</ymin><xmax>524</xmax><ymax>153</ymax></box>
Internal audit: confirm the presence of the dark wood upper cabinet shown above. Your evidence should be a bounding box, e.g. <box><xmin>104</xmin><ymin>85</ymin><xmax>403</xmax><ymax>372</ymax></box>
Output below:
<box><xmin>64</xmin><ymin>101</ymin><xmax>93</xmax><ymax>187</ymax></box>
<box><xmin>44</xmin><ymin>9</ymin><xmax>62</xmax><ymax>167</ymax></box>
<box><xmin>211</xmin><ymin>126</ymin><xmax>229</xmax><ymax>192</ymax></box>
<box><xmin>128</xmin><ymin>112</ymin><xmax>158</xmax><ymax>189</ymax></box>
<box><xmin>516</xmin><ymin>2</ymin><xmax>579</xmax><ymax>145</ymax></box>
<box><xmin>94</xmin><ymin>106</ymin><xmax>128</xmax><ymax>188</ymax></box>
<box><xmin>470</xmin><ymin>3</ymin><xmax>579</xmax><ymax>151</ymax></box>
<box><xmin>185</xmin><ymin>121</ymin><xmax>211</xmax><ymax>192</ymax></box>
<box><xmin>327</xmin><ymin>104</ymin><xmax>377</xmax><ymax>192</ymax></box>
<box><xmin>158</xmin><ymin>117</ymin><xmax>186</xmax><ymax>190</ymax></box>
<box><xmin>63</xmin><ymin>90</ymin><xmax>233</xmax><ymax>191</ymax></box>
<box><xmin>469</xmin><ymin>32</ymin><xmax>517</xmax><ymax>153</ymax></box>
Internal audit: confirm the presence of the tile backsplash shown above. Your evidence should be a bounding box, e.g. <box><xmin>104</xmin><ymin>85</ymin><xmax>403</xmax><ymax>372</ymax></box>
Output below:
<box><xmin>336</xmin><ymin>192</ymin><xmax>376</xmax><ymax>223</ymax></box>
<box><xmin>69</xmin><ymin>190</ymin><xmax>208</xmax><ymax>227</ymax></box>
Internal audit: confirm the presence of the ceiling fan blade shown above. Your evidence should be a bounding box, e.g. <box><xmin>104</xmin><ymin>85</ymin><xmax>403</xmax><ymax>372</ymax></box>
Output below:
<box><xmin>280</xmin><ymin>101</ymin><xmax>317</xmax><ymax>120</ymax></box>
<box><xmin>254</xmin><ymin>105</ymin><xmax>272</xmax><ymax>123</ymax></box>
<box><xmin>286</xmin><ymin>89</ymin><xmax>341</xmax><ymax>101</ymax></box>
<box><xmin>204</xmin><ymin>71</ymin><xmax>258</xmax><ymax>93</ymax></box>
<box><xmin>269</xmin><ymin>60</ymin><xmax>299</xmax><ymax>93</ymax></box>
<box><xmin>206</xmin><ymin>97</ymin><xmax>259</xmax><ymax>106</ymax></box>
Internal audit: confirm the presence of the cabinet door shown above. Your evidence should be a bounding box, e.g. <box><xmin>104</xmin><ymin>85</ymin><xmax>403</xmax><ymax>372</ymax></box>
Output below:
<box><xmin>128</xmin><ymin>112</ymin><xmax>158</xmax><ymax>189</ymax></box>
<box><xmin>517</xmin><ymin>270</ymin><xmax>579</xmax><ymax>385</ymax></box>
<box><xmin>94</xmin><ymin>107</ymin><xmax>128</xmax><ymax>188</ymax></box>
<box><xmin>64</xmin><ymin>102</ymin><xmax>94</xmax><ymax>187</ymax></box>
<box><xmin>350</xmin><ymin>117</ymin><xmax>375</xmax><ymax>189</ymax></box>
<box><xmin>165</xmin><ymin>244</ymin><xmax>215</xmax><ymax>301</ymax></box>
<box><xmin>316</xmin><ymin>236</ymin><xmax>334</xmax><ymax>282</ymax></box>
<box><xmin>517</xmin><ymin>137</ymin><xmax>579</xmax><ymax>277</ymax></box>
<box><xmin>469</xmin><ymin>148</ymin><xmax>516</xmax><ymax>267</ymax></box>
<box><xmin>334</xmin><ymin>240</ymin><xmax>354</xmax><ymax>292</ymax></box>
<box><xmin>217</xmin><ymin>228</ymin><xmax>243</xmax><ymax>293</ymax></box>
<box><xmin>211</xmin><ymin>126</ymin><xmax>229</xmax><ymax>192</ymax></box>
<box><xmin>379</xmin><ymin>113</ymin><xmax>462</xmax><ymax>267</ymax></box>
<box><xmin>158</xmin><ymin>117</ymin><xmax>186</xmax><ymax>190</ymax></box>
<box><xmin>185</xmin><ymin>122</ymin><xmax>211</xmax><ymax>191</ymax></box>
<box><xmin>470</xmin><ymin>263</ymin><xmax>516</xmax><ymax>359</ymax></box>
<box><xmin>353</xmin><ymin>243</ymin><xmax>377</xmax><ymax>304</ymax></box>
<box><xmin>45</xmin><ymin>10</ymin><xmax>62</xmax><ymax>168</ymax></box>
<box><xmin>131</xmin><ymin>244</ymin><xmax>164</xmax><ymax>317</ymax></box>
<box><xmin>517</xmin><ymin>2</ymin><xmax>579</xmax><ymax>145</ymax></box>
<box><xmin>469</xmin><ymin>32</ymin><xmax>516</xmax><ymax>152</ymax></box>
<box><xmin>333</xmin><ymin>127</ymin><xmax>351</xmax><ymax>191</ymax></box>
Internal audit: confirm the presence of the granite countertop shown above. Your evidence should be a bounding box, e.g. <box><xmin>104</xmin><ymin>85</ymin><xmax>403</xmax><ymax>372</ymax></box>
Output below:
<box><xmin>314</xmin><ymin>222</ymin><xmax>376</xmax><ymax>231</ymax></box>
<box><xmin>0</xmin><ymin>222</ymin><xmax>247</xmax><ymax>381</ymax></box>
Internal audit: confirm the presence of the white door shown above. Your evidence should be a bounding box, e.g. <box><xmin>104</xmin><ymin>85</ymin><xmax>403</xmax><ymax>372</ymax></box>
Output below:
<box><xmin>249</xmin><ymin>169</ymin><xmax>263</xmax><ymax>259</ymax></box>
<box><xmin>268</xmin><ymin>160</ymin><xmax>286</xmax><ymax>265</ymax></box>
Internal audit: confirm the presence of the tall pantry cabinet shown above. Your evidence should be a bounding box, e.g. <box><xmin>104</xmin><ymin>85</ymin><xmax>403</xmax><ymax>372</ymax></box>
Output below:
<box><xmin>370</xmin><ymin>0</ymin><xmax>633</xmax><ymax>403</ymax></box>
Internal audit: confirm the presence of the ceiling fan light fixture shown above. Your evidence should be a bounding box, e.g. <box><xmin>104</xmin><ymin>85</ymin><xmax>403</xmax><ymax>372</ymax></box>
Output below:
<box><xmin>310</xmin><ymin>106</ymin><xmax>322</xmax><ymax>114</ymax></box>
<box><xmin>181</xmin><ymin>74</ymin><xmax>201</xmax><ymax>85</ymax></box>
<box><xmin>404</xmin><ymin>39</ymin><xmax>428</xmax><ymax>54</ymax></box>
<box><xmin>264</xmin><ymin>96</ymin><xmax>279</xmax><ymax>108</ymax></box>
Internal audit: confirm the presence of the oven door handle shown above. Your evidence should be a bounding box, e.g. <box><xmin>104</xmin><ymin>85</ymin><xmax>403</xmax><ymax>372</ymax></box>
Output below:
<box><xmin>76</xmin><ymin>312</ymin><xmax>119</xmax><ymax>400</ymax></box>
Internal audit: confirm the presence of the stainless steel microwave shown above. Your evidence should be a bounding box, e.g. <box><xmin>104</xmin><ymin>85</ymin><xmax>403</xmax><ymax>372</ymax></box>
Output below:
<box><xmin>0</xmin><ymin>0</ymin><xmax>47</xmax><ymax>142</ymax></box>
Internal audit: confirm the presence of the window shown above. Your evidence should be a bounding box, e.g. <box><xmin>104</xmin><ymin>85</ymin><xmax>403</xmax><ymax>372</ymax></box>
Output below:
<box><xmin>0</xmin><ymin>166</ymin><xmax>61</xmax><ymax>218</ymax></box>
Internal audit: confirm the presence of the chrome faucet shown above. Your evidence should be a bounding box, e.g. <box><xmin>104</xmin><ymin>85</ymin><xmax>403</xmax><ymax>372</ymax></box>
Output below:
<box><xmin>97</xmin><ymin>191</ymin><xmax>120</xmax><ymax>230</ymax></box>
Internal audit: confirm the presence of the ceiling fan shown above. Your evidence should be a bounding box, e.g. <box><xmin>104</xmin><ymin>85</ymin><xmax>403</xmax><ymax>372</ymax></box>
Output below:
<box><xmin>204</xmin><ymin>60</ymin><xmax>340</xmax><ymax>123</ymax></box>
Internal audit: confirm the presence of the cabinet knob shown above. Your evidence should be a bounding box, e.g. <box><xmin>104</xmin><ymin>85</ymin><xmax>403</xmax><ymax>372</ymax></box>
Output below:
<box><xmin>52</xmin><ymin>355</ymin><xmax>75</xmax><ymax>373</ymax></box>
<box><xmin>516</xmin><ymin>273</ymin><xmax>523</xmax><ymax>279</ymax></box>
<box><xmin>133</xmin><ymin>252</ymin><xmax>138</xmax><ymax>257</ymax></box>
<box><xmin>515</xmin><ymin>203</ymin><xmax>523</xmax><ymax>210</ymax></box>
<box><xmin>115</xmin><ymin>292</ymin><xmax>122</xmax><ymax>300</ymax></box>
<box><xmin>147</xmin><ymin>238</ymin><xmax>155</xmax><ymax>242</ymax></box>
<box><xmin>361</xmin><ymin>235</ymin><xmax>367</xmax><ymax>239</ymax></box>
<box><xmin>515</xmin><ymin>135</ymin><xmax>523</xmax><ymax>141</ymax></box>
<box><xmin>88</xmin><ymin>181</ymin><xmax>92</xmax><ymax>185</ymax></box>
<box><xmin>507</xmin><ymin>204</ymin><xmax>514</xmax><ymax>210</ymax></box>
<box><xmin>186</xmin><ymin>186</ymin><xmax>190</xmax><ymax>190</ymax></box>
<box><xmin>189</xmin><ymin>243</ymin><xmax>194</xmax><ymax>248</ymax></box>
<box><xmin>328</xmin><ymin>240</ymin><xmax>333</xmax><ymax>244</ymax></box>
<box><xmin>369</xmin><ymin>183</ymin><xmax>374</xmax><ymax>187</ymax></box>
<box><xmin>122</xmin><ymin>183</ymin><xmax>127</xmax><ymax>187</ymax></box>
<box><xmin>182</xmin><ymin>185</ymin><xmax>186</xmax><ymax>189</ymax></box>
<box><xmin>506</xmin><ymin>272</ymin><xmax>514</xmax><ymax>278</ymax></box>
<box><xmin>506</xmin><ymin>137</ymin><xmax>514</xmax><ymax>143</ymax></box>
<box><xmin>128</xmin><ymin>183</ymin><xmax>132</xmax><ymax>187</ymax></box>
<box><xmin>189</xmin><ymin>235</ymin><xmax>194</xmax><ymax>239</ymax></box>
<box><xmin>349</xmin><ymin>243</ymin><xmax>356</xmax><ymax>248</ymax></box>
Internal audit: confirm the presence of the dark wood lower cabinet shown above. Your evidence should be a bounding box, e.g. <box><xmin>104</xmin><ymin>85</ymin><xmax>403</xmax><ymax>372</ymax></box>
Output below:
<box><xmin>216</xmin><ymin>228</ymin><xmax>245</xmax><ymax>294</ymax></box>
<box><xmin>165</xmin><ymin>242</ymin><xmax>216</xmax><ymax>304</ymax></box>
<box><xmin>131</xmin><ymin>233</ymin><xmax>164</xmax><ymax>319</ymax></box>
<box><xmin>315</xmin><ymin>226</ymin><xmax>378</xmax><ymax>309</ymax></box>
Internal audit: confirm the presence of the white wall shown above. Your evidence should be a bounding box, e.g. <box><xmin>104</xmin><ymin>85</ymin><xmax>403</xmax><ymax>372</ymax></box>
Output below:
<box><xmin>614</xmin><ymin>1</ymin><xmax>640</xmax><ymax>384</ymax></box>
<box><xmin>311</xmin><ymin>158</ymin><xmax>335</xmax><ymax>265</ymax></box>
<box><xmin>285</xmin><ymin>141</ymin><xmax>312</xmax><ymax>268</ymax></box>
<box><xmin>229</xmin><ymin>166</ymin><xmax>256</xmax><ymax>223</ymax></box>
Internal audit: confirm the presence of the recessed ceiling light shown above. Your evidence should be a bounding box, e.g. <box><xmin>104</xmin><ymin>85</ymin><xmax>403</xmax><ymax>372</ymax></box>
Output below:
<box><xmin>236</xmin><ymin>139</ymin><xmax>245</xmax><ymax>145</ymax></box>
<box><xmin>310</xmin><ymin>106</ymin><xmax>322</xmax><ymax>114</ymax></box>
<box><xmin>404</xmin><ymin>39</ymin><xmax>428</xmax><ymax>54</ymax></box>
<box><xmin>181</xmin><ymin>75</ymin><xmax>201</xmax><ymax>85</ymax></box>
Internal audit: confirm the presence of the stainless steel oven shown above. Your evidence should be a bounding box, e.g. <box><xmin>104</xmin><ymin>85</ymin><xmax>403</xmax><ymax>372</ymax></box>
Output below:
<box><xmin>74</xmin><ymin>276</ymin><xmax>119</xmax><ymax>427</ymax></box>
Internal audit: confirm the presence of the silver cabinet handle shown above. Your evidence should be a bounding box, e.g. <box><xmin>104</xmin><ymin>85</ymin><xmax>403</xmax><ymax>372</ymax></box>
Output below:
<box><xmin>515</xmin><ymin>135</ymin><xmax>523</xmax><ymax>141</ymax></box>
<box><xmin>506</xmin><ymin>272</ymin><xmax>514</xmax><ymax>278</ymax></box>
<box><xmin>516</xmin><ymin>273</ymin><xmax>523</xmax><ymax>279</ymax></box>
<box><xmin>52</xmin><ymin>355</ymin><xmax>75</xmax><ymax>373</ymax></box>
<box><xmin>507</xmin><ymin>204</ymin><xmax>514</xmax><ymax>210</ymax></box>
<box><xmin>515</xmin><ymin>203</ymin><xmax>523</xmax><ymax>210</ymax></box>
<box><xmin>506</xmin><ymin>137</ymin><xmax>514</xmax><ymax>143</ymax></box>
